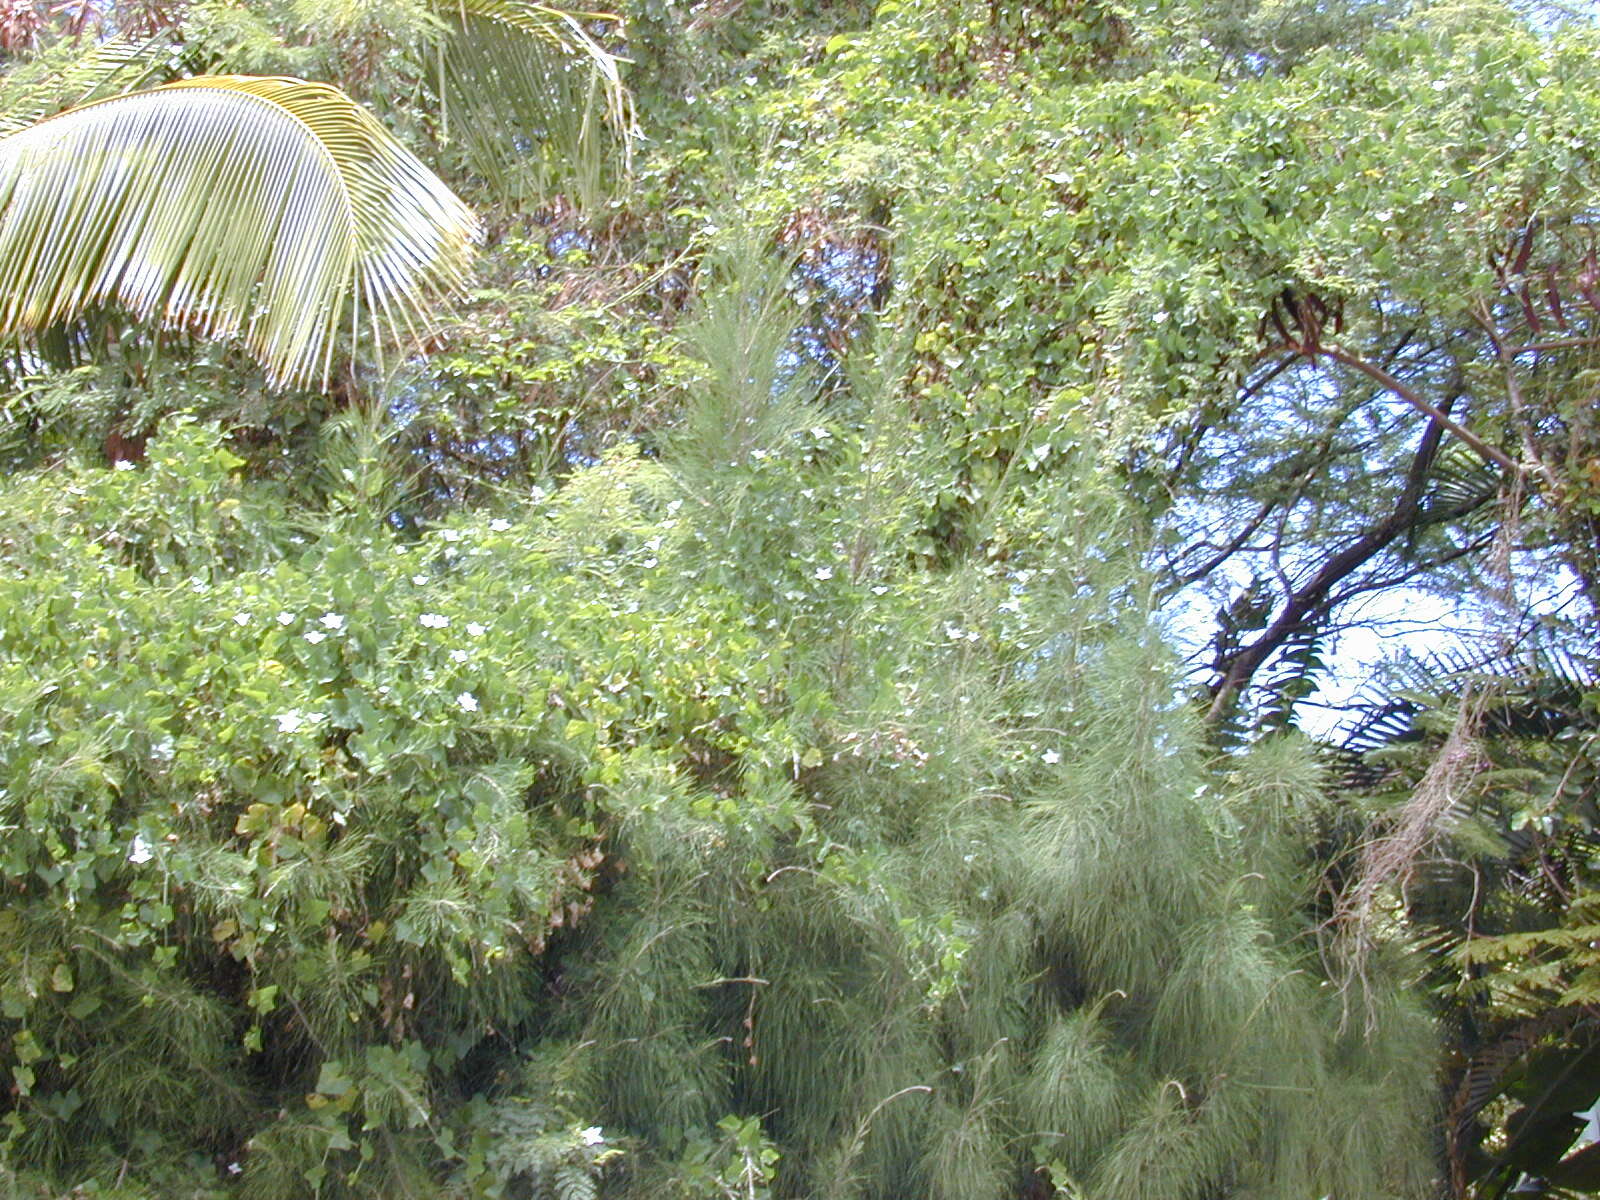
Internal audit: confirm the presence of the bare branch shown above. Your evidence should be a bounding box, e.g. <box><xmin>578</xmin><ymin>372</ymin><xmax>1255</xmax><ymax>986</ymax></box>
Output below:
<box><xmin>1319</xmin><ymin>342</ymin><xmax>1520</xmax><ymax>474</ymax></box>
<box><xmin>1506</xmin><ymin>336</ymin><xmax>1600</xmax><ymax>355</ymax></box>
<box><xmin>1205</xmin><ymin>397</ymin><xmax>1490</xmax><ymax>725</ymax></box>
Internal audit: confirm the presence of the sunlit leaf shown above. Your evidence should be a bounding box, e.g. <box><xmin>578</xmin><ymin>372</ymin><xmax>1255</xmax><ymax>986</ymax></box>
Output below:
<box><xmin>0</xmin><ymin>75</ymin><xmax>479</xmax><ymax>388</ymax></box>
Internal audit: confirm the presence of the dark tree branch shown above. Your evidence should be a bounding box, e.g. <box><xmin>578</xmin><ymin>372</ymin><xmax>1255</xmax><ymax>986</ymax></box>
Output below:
<box><xmin>1319</xmin><ymin>341</ymin><xmax>1520</xmax><ymax>474</ymax></box>
<box><xmin>1167</xmin><ymin>498</ymin><xmax>1280</xmax><ymax>593</ymax></box>
<box><xmin>1323</xmin><ymin>528</ymin><xmax>1497</xmax><ymax>610</ymax></box>
<box><xmin>1204</xmin><ymin>394</ymin><xmax>1493</xmax><ymax>726</ymax></box>
<box><xmin>1507</xmin><ymin>336</ymin><xmax>1600</xmax><ymax>355</ymax></box>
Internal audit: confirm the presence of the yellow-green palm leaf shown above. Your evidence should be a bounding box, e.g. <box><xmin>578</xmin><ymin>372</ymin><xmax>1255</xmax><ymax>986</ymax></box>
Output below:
<box><xmin>438</xmin><ymin>0</ymin><xmax>633</xmax><ymax>205</ymax></box>
<box><xmin>0</xmin><ymin>75</ymin><xmax>480</xmax><ymax>389</ymax></box>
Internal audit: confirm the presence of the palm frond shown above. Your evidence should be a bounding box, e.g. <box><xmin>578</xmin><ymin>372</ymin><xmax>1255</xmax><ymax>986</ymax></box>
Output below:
<box><xmin>1425</xmin><ymin>449</ymin><xmax>1505</xmax><ymax>516</ymax></box>
<box><xmin>0</xmin><ymin>32</ymin><xmax>180</xmax><ymax>135</ymax></box>
<box><xmin>0</xmin><ymin>75</ymin><xmax>479</xmax><ymax>388</ymax></box>
<box><xmin>438</xmin><ymin>0</ymin><xmax>632</xmax><ymax>205</ymax></box>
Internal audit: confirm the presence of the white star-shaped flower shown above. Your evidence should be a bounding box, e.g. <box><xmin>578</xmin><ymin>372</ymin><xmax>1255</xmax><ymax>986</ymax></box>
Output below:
<box><xmin>1575</xmin><ymin>1099</ymin><xmax>1600</xmax><ymax>1148</ymax></box>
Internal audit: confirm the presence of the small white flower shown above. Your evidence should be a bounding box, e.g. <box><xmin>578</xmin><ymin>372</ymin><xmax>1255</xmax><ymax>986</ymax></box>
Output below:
<box><xmin>128</xmin><ymin>834</ymin><xmax>154</xmax><ymax>864</ymax></box>
<box><xmin>1573</xmin><ymin>1098</ymin><xmax>1600</xmax><ymax>1148</ymax></box>
<box><xmin>1041</xmin><ymin>749</ymin><xmax>1061</xmax><ymax>765</ymax></box>
<box><xmin>114</xmin><ymin>459</ymin><xmax>137</xmax><ymax>472</ymax></box>
<box><xmin>331</xmin><ymin>810</ymin><xmax>348</xmax><ymax>827</ymax></box>
<box><xmin>814</xmin><ymin>566</ymin><xmax>834</xmax><ymax>581</ymax></box>
<box><xmin>319</xmin><ymin>613</ymin><xmax>345</xmax><ymax>631</ymax></box>
<box><xmin>450</xmin><ymin>649</ymin><xmax>469</xmax><ymax>663</ymax></box>
<box><xmin>439</xmin><ymin>528</ymin><xmax>462</xmax><ymax>543</ymax></box>
<box><xmin>871</xmin><ymin>585</ymin><xmax>889</xmax><ymax>596</ymax></box>
<box><xmin>579</xmin><ymin>1126</ymin><xmax>605</xmax><ymax>1147</ymax></box>
<box><xmin>304</xmin><ymin>630</ymin><xmax>327</xmax><ymax>644</ymax></box>
<box><xmin>412</xmin><ymin>574</ymin><xmax>429</xmax><ymax>586</ymax></box>
<box><xmin>456</xmin><ymin>692</ymin><xmax>479</xmax><ymax>713</ymax></box>
<box><xmin>489</xmin><ymin>518</ymin><xmax>512</xmax><ymax>532</ymax></box>
<box><xmin>278</xmin><ymin>712</ymin><xmax>304</xmax><ymax>734</ymax></box>
<box><xmin>465</xmin><ymin>622</ymin><xmax>487</xmax><ymax>637</ymax></box>
<box><xmin>276</xmin><ymin>611</ymin><xmax>295</xmax><ymax>626</ymax></box>
<box><xmin>151</xmin><ymin>736</ymin><xmax>175</xmax><ymax>762</ymax></box>
<box><xmin>233</xmin><ymin>612</ymin><xmax>251</xmax><ymax>626</ymax></box>
<box><xmin>420</xmin><ymin>613</ymin><xmax>449</xmax><ymax>629</ymax></box>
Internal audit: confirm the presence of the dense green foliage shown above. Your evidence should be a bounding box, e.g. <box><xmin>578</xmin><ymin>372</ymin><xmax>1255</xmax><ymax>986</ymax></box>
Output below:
<box><xmin>0</xmin><ymin>385</ymin><xmax>1436</xmax><ymax>1200</ymax></box>
<box><xmin>2</xmin><ymin>0</ymin><xmax>1599</xmax><ymax>1196</ymax></box>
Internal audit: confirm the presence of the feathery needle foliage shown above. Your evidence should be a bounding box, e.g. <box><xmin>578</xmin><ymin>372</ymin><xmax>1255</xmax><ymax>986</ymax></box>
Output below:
<box><xmin>0</xmin><ymin>75</ymin><xmax>479</xmax><ymax>388</ymax></box>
